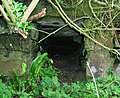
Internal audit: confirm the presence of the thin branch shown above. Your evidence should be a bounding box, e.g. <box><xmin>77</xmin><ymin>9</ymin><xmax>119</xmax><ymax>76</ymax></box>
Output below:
<box><xmin>38</xmin><ymin>24</ymin><xmax>66</xmax><ymax>43</ymax></box>
<box><xmin>93</xmin><ymin>0</ymin><xmax>106</xmax><ymax>6</ymax></box>
<box><xmin>87</xmin><ymin>62</ymin><xmax>100</xmax><ymax>98</ymax></box>
<box><xmin>47</xmin><ymin>0</ymin><xmax>120</xmax><ymax>57</ymax></box>
<box><xmin>0</xmin><ymin>5</ymin><xmax>10</xmax><ymax>22</ymax></box>
<box><xmin>103</xmin><ymin>0</ymin><xmax>108</xmax><ymax>4</ymax></box>
<box><xmin>89</xmin><ymin>0</ymin><xmax>106</xmax><ymax>27</ymax></box>
<box><xmin>1</xmin><ymin>0</ymin><xmax>16</xmax><ymax>23</ymax></box>
<box><xmin>51</xmin><ymin>0</ymin><xmax>108</xmax><ymax>49</ymax></box>
<box><xmin>28</xmin><ymin>8</ymin><xmax>46</xmax><ymax>21</ymax></box>
<box><xmin>83</xmin><ymin>27</ymin><xmax>120</xmax><ymax>32</ymax></box>
<box><xmin>38</xmin><ymin>17</ymin><xmax>89</xmax><ymax>43</ymax></box>
<box><xmin>7</xmin><ymin>0</ymin><xmax>12</xmax><ymax>5</ymax></box>
<box><xmin>75</xmin><ymin>0</ymin><xmax>83</xmax><ymax>6</ymax></box>
<box><xmin>102</xmin><ymin>80</ymin><xmax>116</xmax><ymax>90</ymax></box>
<box><xmin>106</xmin><ymin>11</ymin><xmax>120</xmax><ymax>27</ymax></box>
<box><xmin>33</xmin><ymin>28</ymin><xmax>50</xmax><ymax>35</ymax></box>
<box><xmin>93</xmin><ymin>0</ymin><xmax>120</xmax><ymax>10</ymax></box>
<box><xmin>20</xmin><ymin>0</ymin><xmax>39</xmax><ymax>23</ymax></box>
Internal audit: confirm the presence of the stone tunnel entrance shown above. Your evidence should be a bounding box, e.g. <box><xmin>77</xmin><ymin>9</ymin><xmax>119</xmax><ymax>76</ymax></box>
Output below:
<box><xmin>37</xmin><ymin>20</ymin><xmax>86</xmax><ymax>82</ymax></box>
<box><xmin>41</xmin><ymin>36</ymin><xmax>86</xmax><ymax>82</ymax></box>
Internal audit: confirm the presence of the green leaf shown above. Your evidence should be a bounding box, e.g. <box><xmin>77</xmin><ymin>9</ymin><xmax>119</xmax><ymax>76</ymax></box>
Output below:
<box><xmin>20</xmin><ymin>23</ymin><xmax>26</xmax><ymax>28</ymax></box>
<box><xmin>27</xmin><ymin>26</ymin><xmax>34</xmax><ymax>30</ymax></box>
<box><xmin>30</xmin><ymin>53</ymin><xmax>49</xmax><ymax>77</ymax></box>
<box><xmin>17</xmin><ymin>12</ymin><xmax>23</xmax><ymax>17</ymax></box>
<box><xmin>21</xmin><ymin>63</ymin><xmax>27</xmax><ymax>76</ymax></box>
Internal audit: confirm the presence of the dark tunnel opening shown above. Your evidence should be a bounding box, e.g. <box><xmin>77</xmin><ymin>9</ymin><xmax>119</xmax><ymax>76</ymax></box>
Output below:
<box><xmin>41</xmin><ymin>36</ymin><xmax>86</xmax><ymax>82</ymax></box>
<box><xmin>43</xmin><ymin>37</ymin><xmax>80</xmax><ymax>57</ymax></box>
<box><xmin>37</xmin><ymin>20</ymin><xmax>86</xmax><ymax>82</ymax></box>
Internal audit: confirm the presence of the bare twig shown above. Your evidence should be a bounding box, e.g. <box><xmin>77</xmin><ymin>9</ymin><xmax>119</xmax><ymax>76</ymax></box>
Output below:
<box><xmin>93</xmin><ymin>0</ymin><xmax>106</xmax><ymax>6</ymax></box>
<box><xmin>38</xmin><ymin>17</ymin><xmax>89</xmax><ymax>43</ymax></box>
<box><xmin>28</xmin><ymin>8</ymin><xmax>46</xmax><ymax>21</ymax></box>
<box><xmin>38</xmin><ymin>22</ymin><xmax>67</xmax><ymax>43</ymax></box>
<box><xmin>0</xmin><ymin>5</ymin><xmax>10</xmax><ymax>22</ymax></box>
<box><xmin>33</xmin><ymin>28</ymin><xmax>50</xmax><ymax>35</ymax></box>
<box><xmin>89</xmin><ymin>0</ymin><xmax>106</xmax><ymax>27</ymax></box>
<box><xmin>18</xmin><ymin>29</ymin><xmax>27</xmax><ymax>39</ymax></box>
<box><xmin>47</xmin><ymin>0</ymin><xmax>120</xmax><ymax>57</ymax></box>
<box><xmin>106</xmin><ymin>12</ymin><xmax>120</xmax><ymax>27</ymax></box>
<box><xmin>20</xmin><ymin>0</ymin><xmax>39</xmax><ymax>23</ymax></box>
<box><xmin>87</xmin><ymin>62</ymin><xmax>100</xmax><ymax>98</ymax></box>
<box><xmin>83</xmin><ymin>27</ymin><xmax>120</xmax><ymax>32</ymax></box>
<box><xmin>7</xmin><ymin>0</ymin><xmax>12</xmax><ymax>5</ymax></box>
<box><xmin>93</xmin><ymin>0</ymin><xmax>120</xmax><ymax>10</ymax></box>
<box><xmin>102</xmin><ymin>80</ymin><xmax>116</xmax><ymax>90</ymax></box>
<box><xmin>1</xmin><ymin>0</ymin><xmax>16</xmax><ymax>23</ymax></box>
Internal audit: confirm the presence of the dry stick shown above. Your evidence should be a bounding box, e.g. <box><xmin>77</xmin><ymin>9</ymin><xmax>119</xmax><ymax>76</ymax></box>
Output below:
<box><xmin>38</xmin><ymin>24</ymin><xmax>66</xmax><ymax>43</ymax></box>
<box><xmin>38</xmin><ymin>17</ymin><xmax>89</xmax><ymax>43</ymax></box>
<box><xmin>102</xmin><ymin>80</ymin><xmax>116</xmax><ymax>90</ymax></box>
<box><xmin>7</xmin><ymin>0</ymin><xmax>12</xmax><ymax>5</ymax></box>
<box><xmin>76</xmin><ymin>0</ymin><xmax>83</xmax><ymax>6</ymax></box>
<box><xmin>53</xmin><ymin>0</ymin><xmax>108</xmax><ymax>49</ymax></box>
<box><xmin>106</xmin><ymin>12</ymin><xmax>120</xmax><ymax>27</ymax></box>
<box><xmin>33</xmin><ymin>28</ymin><xmax>50</xmax><ymax>35</ymax></box>
<box><xmin>93</xmin><ymin>0</ymin><xmax>120</xmax><ymax>10</ymax></box>
<box><xmin>48</xmin><ymin>0</ymin><xmax>120</xmax><ymax>57</ymax></box>
<box><xmin>87</xmin><ymin>62</ymin><xmax>100</xmax><ymax>98</ymax></box>
<box><xmin>89</xmin><ymin>0</ymin><xmax>106</xmax><ymax>27</ymax></box>
<box><xmin>0</xmin><ymin>5</ymin><xmax>10</xmax><ymax>22</ymax></box>
<box><xmin>93</xmin><ymin>0</ymin><xmax>106</xmax><ymax>6</ymax></box>
<box><xmin>108</xmin><ymin>9</ymin><xmax>120</xmax><ymax>60</ymax></box>
<box><xmin>28</xmin><ymin>8</ymin><xmax>46</xmax><ymax>21</ymax></box>
<box><xmin>20</xmin><ymin>0</ymin><xmax>39</xmax><ymax>23</ymax></box>
<box><xmin>83</xmin><ymin>27</ymin><xmax>120</xmax><ymax>32</ymax></box>
<box><xmin>103</xmin><ymin>0</ymin><xmax>108</xmax><ymax>4</ymax></box>
<box><xmin>1</xmin><ymin>0</ymin><xmax>16</xmax><ymax>23</ymax></box>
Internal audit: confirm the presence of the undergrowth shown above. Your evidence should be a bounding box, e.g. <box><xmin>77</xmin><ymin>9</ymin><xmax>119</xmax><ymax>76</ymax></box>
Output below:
<box><xmin>0</xmin><ymin>53</ymin><xmax>120</xmax><ymax>98</ymax></box>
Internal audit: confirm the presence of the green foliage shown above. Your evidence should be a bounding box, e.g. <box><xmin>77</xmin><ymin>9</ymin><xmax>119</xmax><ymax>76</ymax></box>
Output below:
<box><xmin>0</xmin><ymin>80</ymin><xmax>12</xmax><ymax>98</ymax></box>
<box><xmin>58</xmin><ymin>0</ymin><xmax>83</xmax><ymax>8</ymax></box>
<box><xmin>29</xmin><ymin>52</ymin><xmax>58</xmax><ymax>78</ymax></box>
<box><xmin>7</xmin><ymin>53</ymin><xmax>59</xmax><ymax>98</ymax></box>
<box><xmin>40</xmin><ymin>74</ymin><xmax>120</xmax><ymax>98</ymax></box>
<box><xmin>9</xmin><ymin>0</ymin><xmax>33</xmax><ymax>35</ymax></box>
<box><xmin>58</xmin><ymin>0</ymin><xmax>83</xmax><ymax>19</ymax></box>
<box><xmin>106</xmin><ymin>67</ymin><xmax>114</xmax><ymax>75</ymax></box>
<box><xmin>10</xmin><ymin>0</ymin><xmax>27</xmax><ymax>21</ymax></box>
<box><xmin>0</xmin><ymin>53</ymin><xmax>120</xmax><ymax>98</ymax></box>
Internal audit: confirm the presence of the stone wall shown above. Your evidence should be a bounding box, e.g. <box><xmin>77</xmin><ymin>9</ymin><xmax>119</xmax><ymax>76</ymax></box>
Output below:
<box><xmin>0</xmin><ymin>33</ymin><xmax>38</xmax><ymax>76</ymax></box>
<box><xmin>85</xmin><ymin>30</ymin><xmax>115</xmax><ymax>78</ymax></box>
<box><xmin>0</xmin><ymin>19</ymin><xmax>38</xmax><ymax>76</ymax></box>
<box><xmin>0</xmin><ymin>0</ymin><xmax>118</xmax><ymax>77</ymax></box>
